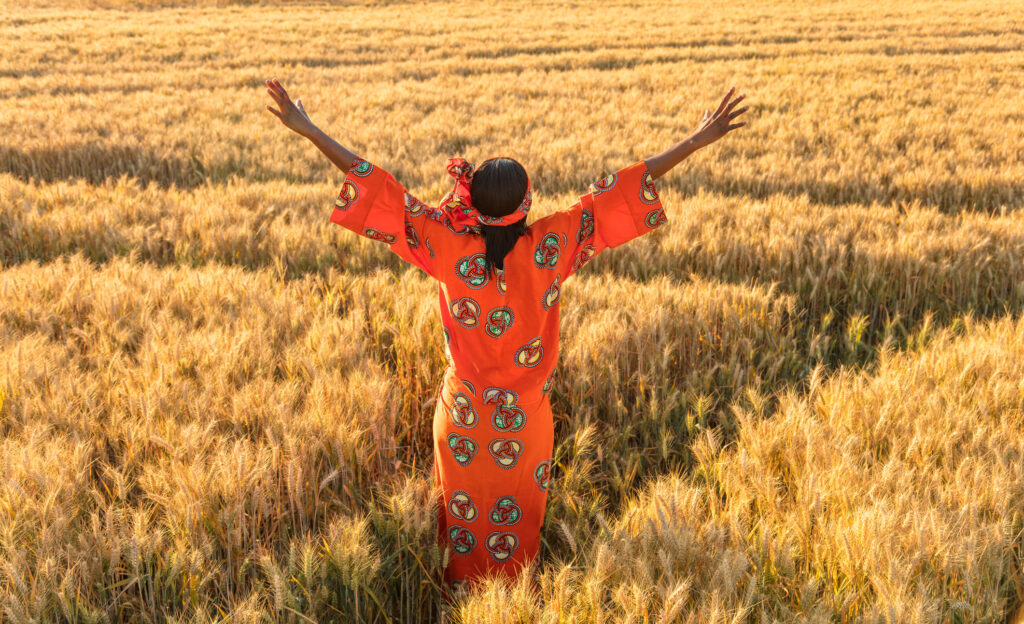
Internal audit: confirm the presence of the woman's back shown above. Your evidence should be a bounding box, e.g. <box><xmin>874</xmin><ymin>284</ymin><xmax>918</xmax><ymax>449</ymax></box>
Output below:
<box><xmin>434</xmin><ymin>222</ymin><xmax>564</xmax><ymax>400</ymax></box>
<box><xmin>422</xmin><ymin>160</ymin><xmax>666</xmax><ymax>403</ymax></box>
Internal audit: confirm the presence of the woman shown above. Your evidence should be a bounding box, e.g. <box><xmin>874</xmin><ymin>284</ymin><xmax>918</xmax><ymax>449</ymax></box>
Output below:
<box><xmin>264</xmin><ymin>78</ymin><xmax>748</xmax><ymax>592</ymax></box>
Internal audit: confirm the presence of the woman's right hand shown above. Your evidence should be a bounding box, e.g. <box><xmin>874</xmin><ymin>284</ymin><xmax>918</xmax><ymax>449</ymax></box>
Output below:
<box><xmin>265</xmin><ymin>78</ymin><xmax>317</xmax><ymax>137</ymax></box>
<box><xmin>691</xmin><ymin>86</ymin><xmax>748</xmax><ymax>149</ymax></box>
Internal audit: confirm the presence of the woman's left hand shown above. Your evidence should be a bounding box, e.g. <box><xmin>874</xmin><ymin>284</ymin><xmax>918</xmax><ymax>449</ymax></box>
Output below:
<box><xmin>691</xmin><ymin>86</ymin><xmax>748</xmax><ymax>149</ymax></box>
<box><xmin>265</xmin><ymin>78</ymin><xmax>316</xmax><ymax>137</ymax></box>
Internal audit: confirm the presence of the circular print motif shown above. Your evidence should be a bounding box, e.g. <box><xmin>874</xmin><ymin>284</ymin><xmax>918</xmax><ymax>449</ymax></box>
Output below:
<box><xmin>534</xmin><ymin>460</ymin><xmax>551</xmax><ymax>491</ymax></box>
<box><xmin>589</xmin><ymin>172</ymin><xmax>617</xmax><ymax>196</ymax></box>
<box><xmin>542</xmin><ymin>368</ymin><xmax>555</xmax><ymax>394</ymax></box>
<box><xmin>349</xmin><ymin>159</ymin><xmax>374</xmax><ymax>177</ymax></box>
<box><xmin>534</xmin><ymin>233</ymin><xmax>561</xmax><ymax>269</ymax></box>
<box><xmin>571</xmin><ymin>244</ymin><xmax>597</xmax><ymax>273</ymax></box>
<box><xmin>447</xmin><ymin>433</ymin><xmax>477</xmax><ymax>466</ymax></box>
<box><xmin>363</xmin><ymin>227</ymin><xmax>396</xmax><ymax>244</ymax></box>
<box><xmin>645</xmin><ymin>208</ymin><xmax>667</xmax><ymax>229</ymax></box>
<box><xmin>450</xmin><ymin>297</ymin><xmax>481</xmax><ymax>328</ymax></box>
<box><xmin>489</xmin><ymin>496</ymin><xmax>522</xmax><ymax>526</ymax></box>
<box><xmin>442</xmin><ymin>327</ymin><xmax>453</xmax><ymax>365</ymax></box>
<box><xmin>514</xmin><ymin>336</ymin><xmax>543</xmax><ymax>368</ymax></box>
<box><xmin>487</xmin><ymin>437</ymin><xmax>523</xmax><ymax>470</ymax></box>
<box><xmin>495</xmin><ymin>268</ymin><xmax>507</xmax><ymax>295</ymax></box>
<box><xmin>405</xmin><ymin>220</ymin><xmax>419</xmax><ymax>248</ymax></box>
<box><xmin>484</xmin><ymin>306</ymin><xmax>514</xmax><ymax>338</ymax></box>
<box><xmin>482</xmin><ymin>387</ymin><xmax>519</xmax><ymax>405</ymax></box>
<box><xmin>404</xmin><ymin>191</ymin><xmax>428</xmax><ymax>217</ymax></box>
<box><xmin>446</xmin><ymin>219</ymin><xmax>478</xmax><ymax>236</ymax></box>
<box><xmin>448</xmin><ymin>491</ymin><xmax>478</xmax><ymax>523</ymax></box>
<box><xmin>334</xmin><ymin>180</ymin><xmax>359</xmax><ymax>211</ymax></box>
<box><xmin>485</xmin><ymin>531</ymin><xmax>519</xmax><ymax>563</ymax></box>
<box><xmin>639</xmin><ymin>170</ymin><xmax>659</xmax><ymax>204</ymax></box>
<box><xmin>449</xmin><ymin>392</ymin><xmax>478</xmax><ymax>428</ymax></box>
<box><xmin>491</xmin><ymin>403</ymin><xmax>525</xmax><ymax>433</ymax></box>
<box><xmin>542</xmin><ymin>274</ymin><xmax>561</xmax><ymax>310</ymax></box>
<box><xmin>577</xmin><ymin>208</ymin><xmax>595</xmax><ymax>243</ymax></box>
<box><xmin>449</xmin><ymin>525</ymin><xmax>476</xmax><ymax>555</ymax></box>
<box><xmin>456</xmin><ymin>254</ymin><xmax>490</xmax><ymax>289</ymax></box>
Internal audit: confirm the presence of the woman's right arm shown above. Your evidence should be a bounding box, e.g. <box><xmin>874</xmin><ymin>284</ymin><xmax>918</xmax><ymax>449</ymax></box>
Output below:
<box><xmin>265</xmin><ymin>78</ymin><xmax>449</xmax><ymax>278</ymax></box>
<box><xmin>643</xmin><ymin>86</ymin><xmax>749</xmax><ymax>180</ymax></box>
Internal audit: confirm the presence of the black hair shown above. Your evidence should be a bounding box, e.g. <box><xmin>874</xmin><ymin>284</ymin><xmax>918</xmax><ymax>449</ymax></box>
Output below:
<box><xmin>469</xmin><ymin>157</ymin><xmax>529</xmax><ymax>275</ymax></box>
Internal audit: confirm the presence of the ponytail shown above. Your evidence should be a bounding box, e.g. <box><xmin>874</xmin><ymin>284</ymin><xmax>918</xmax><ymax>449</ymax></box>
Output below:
<box><xmin>481</xmin><ymin>221</ymin><xmax>527</xmax><ymax>275</ymax></box>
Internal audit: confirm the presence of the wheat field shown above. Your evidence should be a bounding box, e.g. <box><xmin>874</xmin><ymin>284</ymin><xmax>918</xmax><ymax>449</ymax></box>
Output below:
<box><xmin>2</xmin><ymin>0</ymin><xmax>1023</xmax><ymax>622</ymax></box>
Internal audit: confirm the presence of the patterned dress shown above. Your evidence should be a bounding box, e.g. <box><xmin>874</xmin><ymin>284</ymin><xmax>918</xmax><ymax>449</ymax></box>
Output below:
<box><xmin>328</xmin><ymin>158</ymin><xmax>667</xmax><ymax>587</ymax></box>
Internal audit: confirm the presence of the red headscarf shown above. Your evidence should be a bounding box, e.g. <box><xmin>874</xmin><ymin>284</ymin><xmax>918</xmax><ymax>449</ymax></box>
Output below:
<box><xmin>440</xmin><ymin>157</ymin><xmax>532</xmax><ymax>231</ymax></box>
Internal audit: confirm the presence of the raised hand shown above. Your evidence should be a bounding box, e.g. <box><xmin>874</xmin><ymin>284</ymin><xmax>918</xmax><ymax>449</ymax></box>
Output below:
<box><xmin>691</xmin><ymin>86</ymin><xmax>748</xmax><ymax>149</ymax></box>
<box><xmin>642</xmin><ymin>85</ymin><xmax>751</xmax><ymax>180</ymax></box>
<box><xmin>265</xmin><ymin>78</ymin><xmax>317</xmax><ymax>137</ymax></box>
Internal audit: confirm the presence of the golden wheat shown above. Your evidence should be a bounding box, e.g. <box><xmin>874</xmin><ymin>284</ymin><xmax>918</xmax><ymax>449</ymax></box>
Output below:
<box><xmin>1</xmin><ymin>1</ymin><xmax>1022</xmax><ymax>622</ymax></box>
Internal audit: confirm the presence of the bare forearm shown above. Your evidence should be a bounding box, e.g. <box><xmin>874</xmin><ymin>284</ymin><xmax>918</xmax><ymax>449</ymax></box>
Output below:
<box><xmin>302</xmin><ymin>125</ymin><xmax>359</xmax><ymax>173</ymax></box>
<box><xmin>643</xmin><ymin>133</ymin><xmax>702</xmax><ymax>181</ymax></box>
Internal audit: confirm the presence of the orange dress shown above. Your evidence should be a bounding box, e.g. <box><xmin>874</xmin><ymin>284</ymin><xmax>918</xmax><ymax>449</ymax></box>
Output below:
<box><xmin>329</xmin><ymin>158</ymin><xmax>667</xmax><ymax>588</ymax></box>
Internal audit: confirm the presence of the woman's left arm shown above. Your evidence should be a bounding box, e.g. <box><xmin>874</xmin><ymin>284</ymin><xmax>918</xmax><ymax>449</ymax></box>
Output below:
<box><xmin>644</xmin><ymin>86</ymin><xmax>749</xmax><ymax>180</ymax></box>
<box><xmin>265</xmin><ymin>77</ymin><xmax>358</xmax><ymax>172</ymax></box>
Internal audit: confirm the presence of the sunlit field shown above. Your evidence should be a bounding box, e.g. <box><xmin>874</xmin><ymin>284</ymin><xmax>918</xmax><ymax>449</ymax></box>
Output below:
<box><xmin>2</xmin><ymin>1</ymin><xmax>1023</xmax><ymax>622</ymax></box>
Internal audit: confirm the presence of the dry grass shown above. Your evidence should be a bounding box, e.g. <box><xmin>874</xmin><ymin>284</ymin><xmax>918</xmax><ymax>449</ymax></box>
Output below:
<box><xmin>461</xmin><ymin>311</ymin><xmax>1024</xmax><ymax>623</ymax></box>
<box><xmin>1</xmin><ymin>0</ymin><xmax>1023</xmax><ymax>622</ymax></box>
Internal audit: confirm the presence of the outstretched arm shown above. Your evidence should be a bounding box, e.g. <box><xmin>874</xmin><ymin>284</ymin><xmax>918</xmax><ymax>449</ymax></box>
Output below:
<box><xmin>264</xmin><ymin>77</ymin><xmax>359</xmax><ymax>173</ymax></box>
<box><xmin>265</xmin><ymin>77</ymin><xmax>447</xmax><ymax>278</ymax></box>
<box><xmin>643</xmin><ymin>86</ymin><xmax>749</xmax><ymax>180</ymax></box>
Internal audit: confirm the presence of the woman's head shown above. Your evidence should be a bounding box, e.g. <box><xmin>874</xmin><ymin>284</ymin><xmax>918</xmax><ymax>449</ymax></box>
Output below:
<box><xmin>470</xmin><ymin>158</ymin><xmax>529</xmax><ymax>219</ymax></box>
<box><xmin>470</xmin><ymin>157</ymin><xmax>529</xmax><ymax>275</ymax></box>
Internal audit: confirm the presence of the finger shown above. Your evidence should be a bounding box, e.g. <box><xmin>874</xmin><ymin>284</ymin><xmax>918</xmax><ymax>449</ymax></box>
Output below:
<box><xmin>267</xmin><ymin>79</ymin><xmax>291</xmax><ymax>106</ymax></box>
<box><xmin>266</xmin><ymin>105</ymin><xmax>283</xmax><ymax>120</ymax></box>
<box><xmin>714</xmin><ymin>86</ymin><xmax>735</xmax><ymax>117</ymax></box>
<box><xmin>267</xmin><ymin>87</ymin><xmax>285</xmax><ymax>106</ymax></box>
<box><xmin>266</xmin><ymin>79</ymin><xmax>286</xmax><ymax>99</ymax></box>
<box><xmin>727</xmin><ymin>105</ymin><xmax>749</xmax><ymax>120</ymax></box>
<box><xmin>724</xmin><ymin>93</ymin><xmax>746</xmax><ymax>115</ymax></box>
<box><xmin>726</xmin><ymin>122</ymin><xmax>746</xmax><ymax>131</ymax></box>
<box><xmin>273</xmin><ymin>78</ymin><xmax>289</xmax><ymax>99</ymax></box>
<box><xmin>296</xmin><ymin>98</ymin><xmax>305</xmax><ymax>110</ymax></box>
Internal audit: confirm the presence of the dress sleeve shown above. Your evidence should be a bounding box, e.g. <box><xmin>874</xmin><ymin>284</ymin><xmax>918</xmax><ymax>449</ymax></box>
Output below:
<box><xmin>555</xmin><ymin>160</ymin><xmax>668</xmax><ymax>278</ymax></box>
<box><xmin>328</xmin><ymin>158</ymin><xmax>443</xmax><ymax>278</ymax></box>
